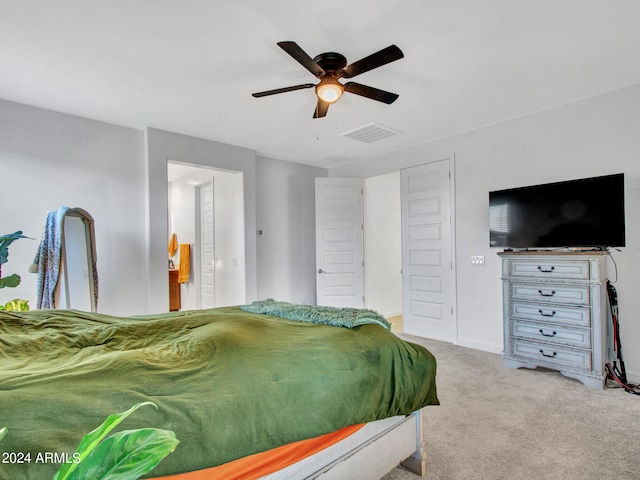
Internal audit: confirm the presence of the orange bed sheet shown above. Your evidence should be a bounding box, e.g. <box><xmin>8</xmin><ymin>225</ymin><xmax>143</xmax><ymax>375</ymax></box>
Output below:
<box><xmin>151</xmin><ymin>423</ymin><xmax>365</xmax><ymax>480</ymax></box>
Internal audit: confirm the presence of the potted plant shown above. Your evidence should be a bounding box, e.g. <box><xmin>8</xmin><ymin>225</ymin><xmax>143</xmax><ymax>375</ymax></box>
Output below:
<box><xmin>53</xmin><ymin>402</ymin><xmax>179</xmax><ymax>480</ymax></box>
<box><xmin>1</xmin><ymin>402</ymin><xmax>179</xmax><ymax>480</ymax></box>
<box><xmin>0</xmin><ymin>230</ymin><xmax>30</xmax><ymax>311</ymax></box>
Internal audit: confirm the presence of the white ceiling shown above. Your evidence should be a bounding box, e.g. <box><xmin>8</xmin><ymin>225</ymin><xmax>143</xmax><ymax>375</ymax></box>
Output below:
<box><xmin>2</xmin><ymin>1</ymin><xmax>640</xmax><ymax>169</ymax></box>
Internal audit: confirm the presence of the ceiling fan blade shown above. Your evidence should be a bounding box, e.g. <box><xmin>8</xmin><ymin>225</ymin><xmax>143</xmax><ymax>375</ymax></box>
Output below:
<box><xmin>344</xmin><ymin>82</ymin><xmax>399</xmax><ymax>104</ymax></box>
<box><xmin>252</xmin><ymin>83</ymin><xmax>315</xmax><ymax>98</ymax></box>
<box><xmin>277</xmin><ymin>41</ymin><xmax>325</xmax><ymax>77</ymax></box>
<box><xmin>313</xmin><ymin>99</ymin><xmax>330</xmax><ymax>118</ymax></box>
<box><xmin>341</xmin><ymin>45</ymin><xmax>404</xmax><ymax>79</ymax></box>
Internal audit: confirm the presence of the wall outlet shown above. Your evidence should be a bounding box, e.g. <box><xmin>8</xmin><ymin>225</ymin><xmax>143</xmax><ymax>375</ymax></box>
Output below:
<box><xmin>471</xmin><ymin>255</ymin><xmax>485</xmax><ymax>266</ymax></box>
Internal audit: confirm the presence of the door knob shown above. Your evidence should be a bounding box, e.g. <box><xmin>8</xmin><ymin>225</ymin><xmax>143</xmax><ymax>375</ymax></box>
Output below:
<box><xmin>317</xmin><ymin>269</ymin><xmax>324</xmax><ymax>274</ymax></box>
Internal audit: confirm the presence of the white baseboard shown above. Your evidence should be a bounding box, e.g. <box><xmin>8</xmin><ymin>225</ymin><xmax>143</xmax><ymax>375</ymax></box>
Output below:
<box><xmin>625</xmin><ymin>369</ymin><xmax>640</xmax><ymax>384</ymax></box>
<box><xmin>455</xmin><ymin>338</ymin><xmax>503</xmax><ymax>355</ymax></box>
<box><xmin>383</xmin><ymin>310</ymin><xmax>402</xmax><ymax>318</ymax></box>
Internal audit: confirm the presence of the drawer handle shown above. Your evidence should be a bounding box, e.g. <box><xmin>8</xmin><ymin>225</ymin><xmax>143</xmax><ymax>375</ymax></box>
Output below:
<box><xmin>538</xmin><ymin>309</ymin><xmax>556</xmax><ymax>317</ymax></box>
<box><xmin>539</xmin><ymin>329</ymin><xmax>557</xmax><ymax>337</ymax></box>
<box><xmin>539</xmin><ymin>349</ymin><xmax>557</xmax><ymax>358</ymax></box>
<box><xmin>537</xmin><ymin>266</ymin><xmax>555</xmax><ymax>273</ymax></box>
<box><xmin>538</xmin><ymin>290</ymin><xmax>556</xmax><ymax>297</ymax></box>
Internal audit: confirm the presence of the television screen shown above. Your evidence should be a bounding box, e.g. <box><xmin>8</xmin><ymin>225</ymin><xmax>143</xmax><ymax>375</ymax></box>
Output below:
<box><xmin>489</xmin><ymin>173</ymin><xmax>625</xmax><ymax>249</ymax></box>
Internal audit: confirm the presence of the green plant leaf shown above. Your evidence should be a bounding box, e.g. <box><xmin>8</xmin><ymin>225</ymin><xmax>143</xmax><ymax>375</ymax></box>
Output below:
<box><xmin>0</xmin><ymin>231</ymin><xmax>28</xmax><ymax>265</ymax></box>
<box><xmin>66</xmin><ymin>428</ymin><xmax>179</xmax><ymax>480</ymax></box>
<box><xmin>53</xmin><ymin>402</ymin><xmax>158</xmax><ymax>480</ymax></box>
<box><xmin>0</xmin><ymin>427</ymin><xmax>6</xmax><ymax>442</ymax></box>
<box><xmin>3</xmin><ymin>299</ymin><xmax>29</xmax><ymax>311</ymax></box>
<box><xmin>0</xmin><ymin>274</ymin><xmax>21</xmax><ymax>289</ymax></box>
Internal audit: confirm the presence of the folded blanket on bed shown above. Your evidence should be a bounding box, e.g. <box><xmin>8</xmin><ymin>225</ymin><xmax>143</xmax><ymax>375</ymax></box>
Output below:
<box><xmin>241</xmin><ymin>299</ymin><xmax>392</xmax><ymax>330</ymax></box>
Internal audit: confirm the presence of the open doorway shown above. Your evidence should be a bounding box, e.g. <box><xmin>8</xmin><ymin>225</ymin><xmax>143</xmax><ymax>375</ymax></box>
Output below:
<box><xmin>363</xmin><ymin>172</ymin><xmax>403</xmax><ymax>332</ymax></box>
<box><xmin>363</xmin><ymin>159</ymin><xmax>456</xmax><ymax>341</ymax></box>
<box><xmin>167</xmin><ymin>162</ymin><xmax>245</xmax><ymax>310</ymax></box>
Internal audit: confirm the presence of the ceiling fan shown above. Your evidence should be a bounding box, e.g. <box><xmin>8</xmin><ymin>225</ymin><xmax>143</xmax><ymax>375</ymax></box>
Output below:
<box><xmin>252</xmin><ymin>41</ymin><xmax>404</xmax><ymax>118</ymax></box>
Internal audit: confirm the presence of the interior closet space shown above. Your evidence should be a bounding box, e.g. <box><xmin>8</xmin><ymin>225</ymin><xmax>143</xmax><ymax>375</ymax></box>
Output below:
<box><xmin>363</xmin><ymin>171</ymin><xmax>403</xmax><ymax>321</ymax></box>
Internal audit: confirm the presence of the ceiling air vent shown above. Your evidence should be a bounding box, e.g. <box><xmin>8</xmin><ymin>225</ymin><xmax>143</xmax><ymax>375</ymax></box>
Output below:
<box><xmin>339</xmin><ymin>122</ymin><xmax>400</xmax><ymax>143</ymax></box>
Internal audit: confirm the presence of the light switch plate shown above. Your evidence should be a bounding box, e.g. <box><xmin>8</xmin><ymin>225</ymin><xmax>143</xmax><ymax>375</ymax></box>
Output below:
<box><xmin>471</xmin><ymin>255</ymin><xmax>485</xmax><ymax>266</ymax></box>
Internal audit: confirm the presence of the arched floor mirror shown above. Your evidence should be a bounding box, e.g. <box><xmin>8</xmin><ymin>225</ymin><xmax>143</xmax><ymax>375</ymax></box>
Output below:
<box><xmin>55</xmin><ymin>208</ymin><xmax>98</xmax><ymax>312</ymax></box>
<box><xmin>32</xmin><ymin>207</ymin><xmax>98</xmax><ymax>312</ymax></box>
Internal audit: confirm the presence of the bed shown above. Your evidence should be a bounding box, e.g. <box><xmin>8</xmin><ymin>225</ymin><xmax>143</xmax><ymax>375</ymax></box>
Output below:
<box><xmin>0</xmin><ymin>302</ymin><xmax>438</xmax><ymax>479</ymax></box>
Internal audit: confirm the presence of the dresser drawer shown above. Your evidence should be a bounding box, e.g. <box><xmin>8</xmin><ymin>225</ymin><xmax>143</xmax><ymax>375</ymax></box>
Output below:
<box><xmin>512</xmin><ymin>321</ymin><xmax>591</xmax><ymax>349</ymax></box>
<box><xmin>508</xmin><ymin>259</ymin><xmax>590</xmax><ymax>280</ymax></box>
<box><xmin>500</xmin><ymin>252</ymin><xmax>609</xmax><ymax>389</ymax></box>
<box><xmin>510</xmin><ymin>282</ymin><xmax>590</xmax><ymax>306</ymax></box>
<box><xmin>511</xmin><ymin>339</ymin><xmax>591</xmax><ymax>371</ymax></box>
<box><xmin>510</xmin><ymin>302</ymin><xmax>591</xmax><ymax>327</ymax></box>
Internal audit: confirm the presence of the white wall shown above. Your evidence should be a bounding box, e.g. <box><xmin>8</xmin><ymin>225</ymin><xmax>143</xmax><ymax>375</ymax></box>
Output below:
<box><xmin>7</xmin><ymin>85</ymin><xmax>639</xmax><ymax>379</ymax></box>
<box><xmin>255</xmin><ymin>155</ymin><xmax>327</xmax><ymax>305</ymax></box>
<box><xmin>0</xmin><ymin>99</ymin><xmax>146</xmax><ymax>315</ymax></box>
<box><xmin>364</xmin><ymin>172</ymin><xmax>402</xmax><ymax>317</ymax></box>
<box><xmin>1</xmin><ymin>100</ymin><xmax>325</xmax><ymax>317</ymax></box>
<box><xmin>331</xmin><ymin>84</ymin><xmax>640</xmax><ymax>381</ymax></box>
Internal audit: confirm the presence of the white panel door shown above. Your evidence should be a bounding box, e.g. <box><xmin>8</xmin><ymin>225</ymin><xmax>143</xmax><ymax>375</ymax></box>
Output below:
<box><xmin>199</xmin><ymin>180</ymin><xmax>215</xmax><ymax>309</ymax></box>
<box><xmin>315</xmin><ymin>177</ymin><xmax>364</xmax><ymax>308</ymax></box>
<box><xmin>401</xmin><ymin>160</ymin><xmax>456</xmax><ymax>341</ymax></box>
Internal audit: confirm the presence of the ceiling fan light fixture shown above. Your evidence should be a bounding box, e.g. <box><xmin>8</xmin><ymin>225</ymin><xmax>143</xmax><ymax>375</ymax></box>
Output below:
<box><xmin>252</xmin><ymin>42</ymin><xmax>404</xmax><ymax>117</ymax></box>
<box><xmin>316</xmin><ymin>78</ymin><xmax>344</xmax><ymax>103</ymax></box>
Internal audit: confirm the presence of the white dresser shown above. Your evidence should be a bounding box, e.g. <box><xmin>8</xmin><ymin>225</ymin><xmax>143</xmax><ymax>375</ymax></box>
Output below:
<box><xmin>498</xmin><ymin>251</ymin><xmax>610</xmax><ymax>389</ymax></box>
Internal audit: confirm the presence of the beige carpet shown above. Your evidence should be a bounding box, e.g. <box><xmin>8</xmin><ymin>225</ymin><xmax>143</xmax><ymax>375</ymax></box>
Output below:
<box><xmin>381</xmin><ymin>334</ymin><xmax>640</xmax><ymax>480</ymax></box>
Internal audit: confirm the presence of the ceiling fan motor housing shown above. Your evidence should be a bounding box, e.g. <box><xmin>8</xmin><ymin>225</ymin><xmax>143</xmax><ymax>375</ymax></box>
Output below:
<box><xmin>313</xmin><ymin>52</ymin><xmax>347</xmax><ymax>76</ymax></box>
<box><xmin>252</xmin><ymin>42</ymin><xmax>403</xmax><ymax>117</ymax></box>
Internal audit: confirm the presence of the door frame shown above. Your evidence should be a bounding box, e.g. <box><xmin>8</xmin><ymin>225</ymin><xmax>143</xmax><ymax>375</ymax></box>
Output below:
<box><xmin>315</xmin><ymin>177</ymin><xmax>365</xmax><ymax>308</ymax></box>
<box><xmin>360</xmin><ymin>154</ymin><xmax>457</xmax><ymax>342</ymax></box>
<box><xmin>400</xmin><ymin>158</ymin><xmax>457</xmax><ymax>342</ymax></box>
<box><xmin>166</xmin><ymin>161</ymin><xmax>246</xmax><ymax>310</ymax></box>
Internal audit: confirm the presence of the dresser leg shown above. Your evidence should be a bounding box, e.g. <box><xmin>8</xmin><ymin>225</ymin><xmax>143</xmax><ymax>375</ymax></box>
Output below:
<box><xmin>503</xmin><ymin>358</ymin><xmax>536</xmax><ymax>370</ymax></box>
<box><xmin>560</xmin><ymin>371</ymin><xmax>605</xmax><ymax>390</ymax></box>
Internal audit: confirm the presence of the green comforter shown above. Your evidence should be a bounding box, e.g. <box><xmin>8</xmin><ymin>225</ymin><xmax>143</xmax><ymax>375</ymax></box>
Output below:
<box><xmin>0</xmin><ymin>306</ymin><xmax>438</xmax><ymax>479</ymax></box>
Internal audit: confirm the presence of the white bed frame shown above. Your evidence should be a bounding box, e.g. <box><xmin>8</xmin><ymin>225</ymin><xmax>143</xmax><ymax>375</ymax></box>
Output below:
<box><xmin>260</xmin><ymin>409</ymin><xmax>426</xmax><ymax>480</ymax></box>
<box><xmin>314</xmin><ymin>409</ymin><xmax>426</xmax><ymax>479</ymax></box>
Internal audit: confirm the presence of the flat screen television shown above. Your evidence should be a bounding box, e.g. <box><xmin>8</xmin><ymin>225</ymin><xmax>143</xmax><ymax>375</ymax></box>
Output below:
<box><xmin>489</xmin><ymin>173</ymin><xmax>625</xmax><ymax>249</ymax></box>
